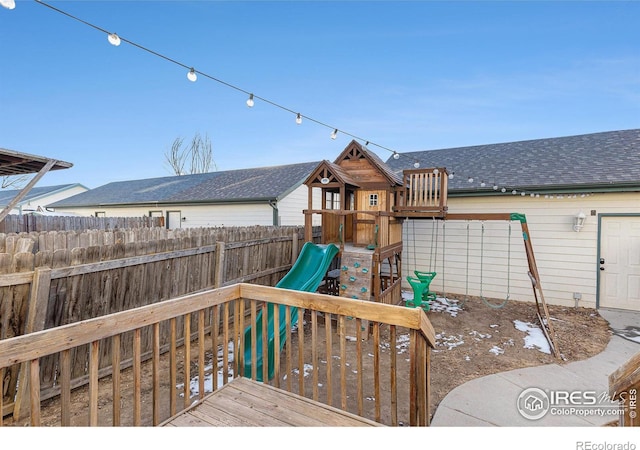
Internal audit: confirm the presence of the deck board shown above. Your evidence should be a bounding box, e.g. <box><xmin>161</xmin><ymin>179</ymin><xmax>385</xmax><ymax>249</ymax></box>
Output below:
<box><xmin>161</xmin><ymin>377</ymin><xmax>383</xmax><ymax>427</ymax></box>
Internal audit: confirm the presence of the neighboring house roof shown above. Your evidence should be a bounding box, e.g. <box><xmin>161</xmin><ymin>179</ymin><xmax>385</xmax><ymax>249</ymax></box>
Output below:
<box><xmin>0</xmin><ymin>183</ymin><xmax>87</xmax><ymax>208</ymax></box>
<box><xmin>50</xmin><ymin>162</ymin><xmax>321</xmax><ymax>208</ymax></box>
<box><xmin>384</xmin><ymin>129</ymin><xmax>640</xmax><ymax>194</ymax></box>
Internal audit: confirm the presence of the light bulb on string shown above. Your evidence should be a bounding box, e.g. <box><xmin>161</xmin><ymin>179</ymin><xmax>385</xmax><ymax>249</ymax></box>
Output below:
<box><xmin>449</xmin><ymin>172</ymin><xmax>455</xmax><ymax>180</ymax></box>
<box><xmin>107</xmin><ymin>33</ymin><xmax>121</xmax><ymax>46</ymax></box>
<box><xmin>493</xmin><ymin>185</ymin><xmax>498</xmax><ymax>191</ymax></box>
<box><xmin>413</xmin><ymin>161</ymin><xmax>420</xmax><ymax>169</ymax></box>
<box><xmin>468</xmin><ymin>177</ymin><xmax>474</xmax><ymax>183</ymax></box>
<box><xmin>501</xmin><ymin>188</ymin><xmax>506</xmax><ymax>193</ymax></box>
<box><xmin>512</xmin><ymin>190</ymin><xmax>517</xmax><ymax>195</ymax></box>
<box><xmin>30</xmin><ymin>0</ymin><xmax>409</xmax><ymax>161</ymax></box>
<box><xmin>433</xmin><ymin>168</ymin><xmax>439</xmax><ymax>175</ymax></box>
<box><xmin>521</xmin><ymin>192</ymin><xmax>526</xmax><ymax>197</ymax></box>
<box><xmin>480</xmin><ymin>181</ymin><xmax>486</xmax><ymax>188</ymax></box>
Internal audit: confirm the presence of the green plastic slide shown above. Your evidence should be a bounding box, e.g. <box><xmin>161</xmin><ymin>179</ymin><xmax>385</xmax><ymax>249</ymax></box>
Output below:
<box><xmin>243</xmin><ymin>241</ymin><xmax>340</xmax><ymax>382</ymax></box>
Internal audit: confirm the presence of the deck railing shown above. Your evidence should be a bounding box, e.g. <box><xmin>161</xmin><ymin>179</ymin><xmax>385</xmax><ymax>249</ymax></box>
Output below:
<box><xmin>0</xmin><ymin>283</ymin><xmax>435</xmax><ymax>427</ymax></box>
<box><xmin>609</xmin><ymin>351</ymin><xmax>640</xmax><ymax>426</ymax></box>
<box><xmin>394</xmin><ymin>168</ymin><xmax>448</xmax><ymax>217</ymax></box>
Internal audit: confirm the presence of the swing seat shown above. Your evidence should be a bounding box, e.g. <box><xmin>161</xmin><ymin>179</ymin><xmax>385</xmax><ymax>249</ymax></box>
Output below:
<box><xmin>413</xmin><ymin>270</ymin><xmax>437</xmax><ymax>303</ymax></box>
<box><xmin>406</xmin><ymin>276</ymin><xmax>432</xmax><ymax>311</ymax></box>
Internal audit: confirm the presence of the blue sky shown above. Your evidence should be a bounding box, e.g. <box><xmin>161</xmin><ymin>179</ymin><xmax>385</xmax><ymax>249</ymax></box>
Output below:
<box><xmin>1</xmin><ymin>0</ymin><xmax>638</xmax><ymax>189</ymax></box>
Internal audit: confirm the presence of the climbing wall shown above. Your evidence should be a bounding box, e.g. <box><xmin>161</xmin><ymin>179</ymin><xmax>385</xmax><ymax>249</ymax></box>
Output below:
<box><xmin>338</xmin><ymin>249</ymin><xmax>375</xmax><ymax>339</ymax></box>
<box><xmin>339</xmin><ymin>250</ymin><xmax>374</xmax><ymax>301</ymax></box>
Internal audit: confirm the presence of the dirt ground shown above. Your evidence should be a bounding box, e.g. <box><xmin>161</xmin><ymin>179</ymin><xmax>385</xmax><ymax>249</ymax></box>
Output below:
<box><xmin>7</xmin><ymin>292</ymin><xmax>611</xmax><ymax>426</ymax></box>
<box><xmin>425</xmin><ymin>293</ymin><xmax>611</xmax><ymax>416</ymax></box>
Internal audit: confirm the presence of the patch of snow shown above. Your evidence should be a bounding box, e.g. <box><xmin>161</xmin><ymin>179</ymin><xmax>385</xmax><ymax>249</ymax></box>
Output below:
<box><xmin>489</xmin><ymin>324</ymin><xmax>499</xmax><ymax>328</ymax></box>
<box><xmin>293</xmin><ymin>363</ymin><xmax>314</xmax><ymax>377</ymax></box>
<box><xmin>345</xmin><ymin>335</ymin><xmax>357</xmax><ymax>342</ymax></box>
<box><xmin>401</xmin><ymin>291</ymin><xmax>461</xmax><ymax>317</ymax></box>
<box><xmin>435</xmin><ymin>332</ymin><xmax>464</xmax><ymax>350</ymax></box>
<box><xmin>469</xmin><ymin>330</ymin><xmax>492</xmax><ymax>340</ymax></box>
<box><xmin>513</xmin><ymin>320</ymin><xmax>551</xmax><ymax>354</ymax></box>
<box><xmin>489</xmin><ymin>346</ymin><xmax>504</xmax><ymax>355</ymax></box>
<box><xmin>430</xmin><ymin>297</ymin><xmax>462</xmax><ymax>317</ymax></box>
<box><xmin>395</xmin><ymin>333</ymin><xmax>411</xmax><ymax>354</ymax></box>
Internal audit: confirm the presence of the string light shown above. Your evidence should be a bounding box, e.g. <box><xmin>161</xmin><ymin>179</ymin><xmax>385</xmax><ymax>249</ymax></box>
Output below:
<box><xmin>29</xmin><ymin>0</ymin><xmax>408</xmax><ymax>159</ymax></box>
<box><xmin>13</xmin><ymin>1</ymin><xmax>602</xmax><ymax>204</ymax></box>
<box><xmin>107</xmin><ymin>33</ymin><xmax>121</xmax><ymax>46</ymax></box>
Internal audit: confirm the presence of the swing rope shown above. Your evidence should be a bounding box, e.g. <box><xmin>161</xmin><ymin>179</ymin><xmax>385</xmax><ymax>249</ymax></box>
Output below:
<box><xmin>441</xmin><ymin>220</ymin><xmax>447</xmax><ymax>301</ymax></box>
<box><xmin>429</xmin><ymin>217</ymin><xmax>438</xmax><ymax>272</ymax></box>
<box><xmin>480</xmin><ymin>222</ymin><xmax>510</xmax><ymax>309</ymax></box>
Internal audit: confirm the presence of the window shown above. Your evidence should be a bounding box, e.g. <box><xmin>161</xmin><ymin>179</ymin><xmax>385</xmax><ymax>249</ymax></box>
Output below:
<box><xmin>369</xmin><ymin>194</ymin><xmax>378</xmax><ymax>206</ymax></box>
<box><xmin>95</xmin><ymin>211</ymin><xmax>106</xmax><ymax>217</ymax></box>
<box><xmin>325</xmin><ymin>192</ymin><xmax>341</xmax><ymax>210</ymax></box>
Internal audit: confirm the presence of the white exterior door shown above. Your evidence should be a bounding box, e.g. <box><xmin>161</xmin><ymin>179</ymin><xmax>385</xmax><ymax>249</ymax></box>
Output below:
<box><xmin>599</xmin><ymin>216</ymin><xmax>640</xmax><ymax>311</ymax></box>
<box><xmin>167</xmin><ymin>210</ymin><xmax>182</xmax><ymax>229</ymax></box>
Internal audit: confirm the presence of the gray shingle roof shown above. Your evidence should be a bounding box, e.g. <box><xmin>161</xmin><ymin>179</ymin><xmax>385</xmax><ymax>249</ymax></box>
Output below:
<box><xmin>0</xmin><ymin>183</ymin><xmax>85</xmax><ymax>207</ymax></box>
<box><xmin>51</xmin><ymin>162</ymin><xmax>320</xmax><ymax>207</ymax></box>
<box><xmin>384</xmin><ymin>129</ymin><xmax>640</xmax><ymax>193</ymax></box>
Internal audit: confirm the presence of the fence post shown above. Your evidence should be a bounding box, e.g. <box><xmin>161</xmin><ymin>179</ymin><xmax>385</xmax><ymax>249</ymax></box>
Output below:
<box><xmin>13</xmin><ymin>267</ymin><xmax>52</xmax><ymax>420</ymax></box>
<box><xmin>213</xmin><ymin>241</ymin><xmax>225</xmax><ymax>288</ymax></box>
<box><xmin>291</xmin><ymin>231</ymin><xmax>299</xmax><ymax>265</ymax></box>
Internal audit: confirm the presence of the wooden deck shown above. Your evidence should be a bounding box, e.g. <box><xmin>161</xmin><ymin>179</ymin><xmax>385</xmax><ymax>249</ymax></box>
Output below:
<box><xmin>160</xmin><ymin>377</ymin><xmax>384</xmax><ymax>427</ymax></box>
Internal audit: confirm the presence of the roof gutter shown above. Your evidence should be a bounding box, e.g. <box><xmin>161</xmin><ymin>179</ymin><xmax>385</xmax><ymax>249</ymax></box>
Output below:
<box><xmin>54</xmin><ymin>197</ymin><xmax>280</xmax><ymax>208</ymax></box>
<box><xmin>449</xmin><ymin>183</ymin><xmax>640</xmax><ymax>198</ymax></box>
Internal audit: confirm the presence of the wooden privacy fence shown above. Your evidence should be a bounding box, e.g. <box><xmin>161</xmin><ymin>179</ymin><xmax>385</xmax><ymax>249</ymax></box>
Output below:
<box><xmin>0</xmin><ymin>225</ymin><xmax>320</xmax><ymax>420</ymax></box>
<box><xmin>0</xmin><ymin>284</ymin><xmax>436</xmax><ymax>427</ymax></box>
<box><xmin>0</xmin><ymin>214</ymin><xmax>164</xmax><ymax>233</ymax></box>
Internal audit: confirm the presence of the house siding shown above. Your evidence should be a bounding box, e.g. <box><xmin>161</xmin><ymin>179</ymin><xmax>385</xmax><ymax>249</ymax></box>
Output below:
<box><xmin>277</xmin><ymin>184</ymin><xmax>321</xmax><ymax>226</ymax></box>
<box><xmin>6</xmin><ymin>185</ymin><xmax>88</xmax><ymax>215</ymax></box>
<box><xmin>52</xmin><ymin>186</ymin><xmax>321</xmax><ymax>228</ymax></box>
<box><xmin>403</xmin><ymin>192</ymin><xmax>640</xmax><ymax>309</ymax></box>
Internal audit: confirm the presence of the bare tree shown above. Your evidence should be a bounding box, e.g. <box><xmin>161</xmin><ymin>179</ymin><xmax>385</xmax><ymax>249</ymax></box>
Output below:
<box><xmin>164</xmin><ymin>132</ymin><xmax>216</xmax><ymax>175</ymax></box>
<box><xmin>1</xmin><ymin>174</ymin><xmax>30</xmax><ymax>189</ymax></box>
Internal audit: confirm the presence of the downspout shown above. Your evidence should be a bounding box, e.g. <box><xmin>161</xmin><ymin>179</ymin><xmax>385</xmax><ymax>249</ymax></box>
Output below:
<box><xmin>268</xmin><ymin>200</ymin><xmax>279</xmax><ymax>226</ymax></box>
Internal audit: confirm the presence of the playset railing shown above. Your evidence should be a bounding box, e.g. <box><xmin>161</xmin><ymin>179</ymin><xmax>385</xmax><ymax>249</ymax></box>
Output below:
<box><xmin>393</xmin><ymin>168</ymin><xmax>449</xmax><ymax>217</ymax></box>
<box><xmin>0</xmin><ymin>283</ymin><xmax>435</xmax><ymax>427</ymax></box>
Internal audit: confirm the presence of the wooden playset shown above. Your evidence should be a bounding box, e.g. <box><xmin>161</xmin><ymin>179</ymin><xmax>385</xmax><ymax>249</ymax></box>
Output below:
<box><xmin>303</xmin><ymin>140</ymin><xmax>558</xmax><ymax>356</ymax></box>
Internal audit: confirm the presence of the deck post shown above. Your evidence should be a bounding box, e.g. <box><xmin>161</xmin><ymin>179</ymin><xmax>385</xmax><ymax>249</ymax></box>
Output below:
<box><xmin>13</xmin><ymin>267</ymin><xmax>51</xmax><ymax>421</ymax></box>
